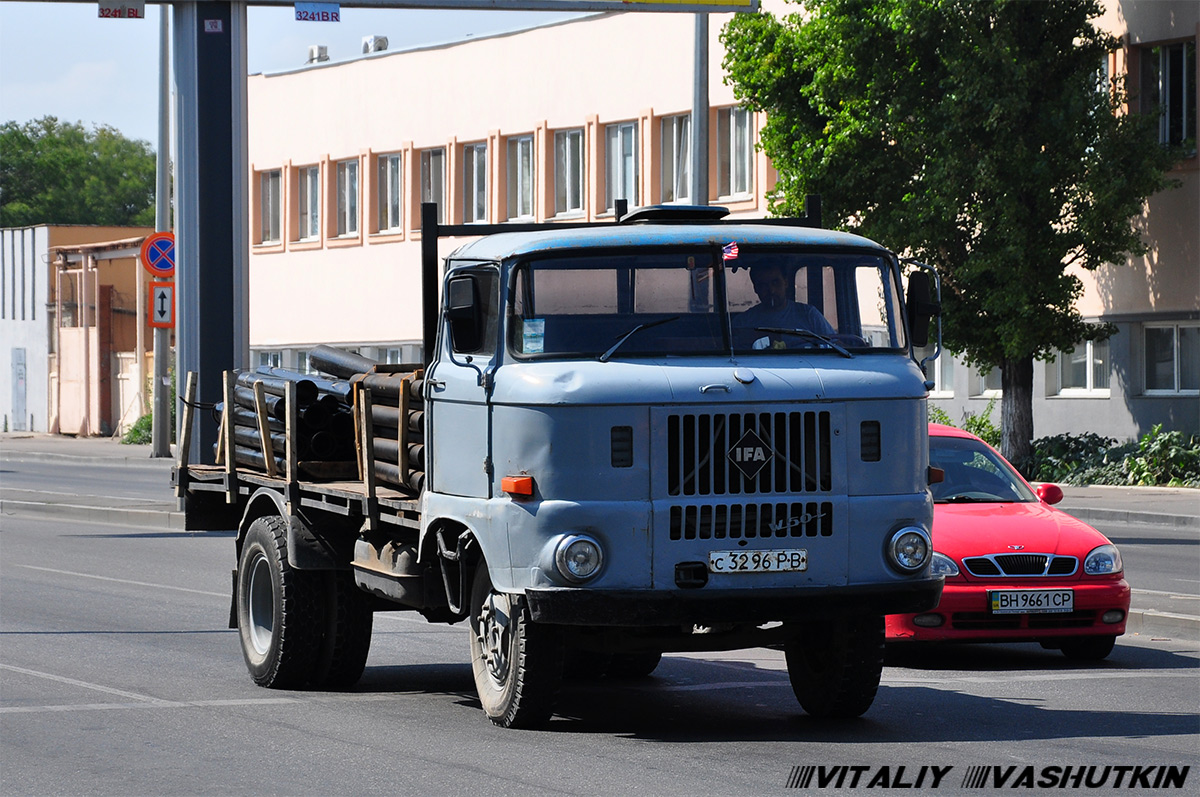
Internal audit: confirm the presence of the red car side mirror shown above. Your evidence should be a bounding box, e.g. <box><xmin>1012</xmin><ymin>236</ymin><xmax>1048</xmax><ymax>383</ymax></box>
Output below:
<box><xmin>1036</xmin><ymin>483</ymin><xmax>1064</xmax><ymax>505</ymax></box>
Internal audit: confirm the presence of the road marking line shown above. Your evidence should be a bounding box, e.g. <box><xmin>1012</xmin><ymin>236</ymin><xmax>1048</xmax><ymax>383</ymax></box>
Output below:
<box><xmin>0</xmin><ymin>697</ymin><xmax>303</xmax><ymax>715</ymax></box>
<box><xmin>1134</xmin><ymin>587</ymin><xmax>1200</xmax><ymax>599</ymax></box>
<box><xmin>17</xmin><ymin>565</ymin><xmax>225</xmax><ymax>598</ymax></box>
<box><xmin>0</xmin><ymin>663</ymin><xmax>173</xmax><ymax>705</ymax></box>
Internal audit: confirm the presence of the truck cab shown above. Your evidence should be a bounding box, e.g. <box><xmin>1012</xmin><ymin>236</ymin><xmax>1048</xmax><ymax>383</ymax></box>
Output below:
<box><xmin>420</xmin><ymin>205</ymin><xmax>942</xmax><ymax>725</ymax></box>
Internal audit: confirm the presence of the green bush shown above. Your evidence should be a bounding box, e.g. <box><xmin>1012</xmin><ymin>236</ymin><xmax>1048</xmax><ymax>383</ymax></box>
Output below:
<box><xmin>122</xmin><ymin>413</ymin><xmax>153</xmax><ymax>445</ymax></box>
<box><xmin>1021</xmin><ymin>425</ymin><xmax>1200</xmax><ymax>487</ymax></box>
<box><xmin>1126</xmin><ymin>425</ymin><xmax>1200</xmax><ymax>487</ymax></box>
<box><xmin>928</xmin><ymin>397</ymin><xmax>1000</xmax><ymax>448</ymax></box>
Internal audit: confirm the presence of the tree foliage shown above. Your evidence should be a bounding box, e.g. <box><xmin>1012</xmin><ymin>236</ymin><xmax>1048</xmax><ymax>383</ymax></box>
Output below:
<box><xmin>722</xmin><ymin>0</ymin><xmax>1179</xmax><ymax>462</ymax></box>
<box><xmin>0</xmin><ymin>116</ymin><xmax>156</xmax><ymax>228</ymax></box>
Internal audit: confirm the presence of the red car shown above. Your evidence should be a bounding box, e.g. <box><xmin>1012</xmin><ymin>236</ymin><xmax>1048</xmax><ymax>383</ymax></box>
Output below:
<box><xmin>886</xmin><ymin>424</ymin><xmax>1130</xmax><ymax>660</ymax></box>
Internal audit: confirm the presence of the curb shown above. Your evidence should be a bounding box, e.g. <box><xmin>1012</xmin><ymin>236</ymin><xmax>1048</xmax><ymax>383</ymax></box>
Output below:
<box><xmin>1124</xmin><ymin>609</ymin><xmax>1200</xmax><ymax>639</ymax></box>
<box><xmin>1057</xmin><ymin>506</ymin><xmax>1200</xmax><ymax>530</ymax></box>
<box><xmin>0</xmin><ymin>499</ymin><xmax>187</xmax><ymax>531</ymax></box>
<box><xmin>0</xmin><ymin>452</ymin><xmax>175</xmax><ymax>470</ymax></box>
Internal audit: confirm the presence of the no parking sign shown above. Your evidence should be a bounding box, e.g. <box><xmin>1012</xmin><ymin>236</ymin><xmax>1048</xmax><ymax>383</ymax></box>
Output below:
<box><xmin>140</xmin><ymin>232</ymin><xmax>175</xmax><ymax>278</ymax></box>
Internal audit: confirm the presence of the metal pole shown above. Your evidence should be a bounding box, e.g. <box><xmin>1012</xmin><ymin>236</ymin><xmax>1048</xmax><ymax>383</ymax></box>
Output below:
<box><xmin>152</xmin><ymin>5</ymin><xmax>172</xmax><ymax>457</ymax></box>
<box><xmin>691</xmin><ymin>13</ymin><xmax>710</xmax><ymax>207</ymax></box>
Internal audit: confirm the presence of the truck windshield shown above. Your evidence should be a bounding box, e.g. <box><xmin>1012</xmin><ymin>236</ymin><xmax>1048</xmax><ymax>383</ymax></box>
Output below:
<box><xmin>507</xmin><ymin>248</ymin><xmax>906</xmax><ymax>359</ymax></box>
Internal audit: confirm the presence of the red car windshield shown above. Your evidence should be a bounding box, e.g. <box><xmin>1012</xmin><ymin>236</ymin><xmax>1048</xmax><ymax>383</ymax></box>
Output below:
<box><xmin>930</xmin><ymin>436</ymin><xmax>1037</xmax><ymax>504</ymax></box>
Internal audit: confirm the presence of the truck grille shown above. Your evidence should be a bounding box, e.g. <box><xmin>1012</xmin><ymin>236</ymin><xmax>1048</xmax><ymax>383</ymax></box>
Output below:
<box><xmin>668</xmin><ymin>501</ymin><xmax>834</xmax><ymax>541</ymax></box>
<box><xmin>666</xmin><ymin>410</ymin><xmax>832</xmax><ymax>496</ymax></box>
<box><xmin>963</xmin><ymin>554</ymin><xmax>1078</xmax><ymax>577</ymax></box>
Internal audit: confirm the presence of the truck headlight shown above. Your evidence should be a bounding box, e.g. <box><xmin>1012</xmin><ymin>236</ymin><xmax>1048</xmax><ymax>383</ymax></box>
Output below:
<box><xmin>555</xmin><ymin>534</ymin><xmax>604</xmax><ymax>583</ymax></box>
<box><xmin>1083</xmin><ymin>544</ymin><xmax>1122</xmax><ymax>575</ymax></box>
<box><xmin>888</xmin><ymin>527</ymin><xmax>931</xmax><ymax>573</ymax></box>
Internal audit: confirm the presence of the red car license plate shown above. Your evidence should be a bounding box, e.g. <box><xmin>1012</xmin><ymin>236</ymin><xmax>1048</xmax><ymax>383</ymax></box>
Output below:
<box><xmin>989</xmin><ymin>589</ymin><xmax>1074</xmax><ymax>614</ymax></box>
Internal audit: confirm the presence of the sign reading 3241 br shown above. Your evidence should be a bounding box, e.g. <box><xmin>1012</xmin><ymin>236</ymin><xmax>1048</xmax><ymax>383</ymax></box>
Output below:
<box><xmin>295</xmin><ymin>3</ymin><xmax>340</xmax><ymax>22</ymax></box>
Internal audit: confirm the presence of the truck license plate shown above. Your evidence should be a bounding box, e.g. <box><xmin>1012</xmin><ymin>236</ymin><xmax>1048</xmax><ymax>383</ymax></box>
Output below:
<box><xmin>708</xmin><ymin>549</ymin><xmax>807</xmax><ymax>573</ymax></box>
<box><xmin>989</xmin><ymin>589</ymin><xmax>1074</xmax><ymax>614</ymax></box>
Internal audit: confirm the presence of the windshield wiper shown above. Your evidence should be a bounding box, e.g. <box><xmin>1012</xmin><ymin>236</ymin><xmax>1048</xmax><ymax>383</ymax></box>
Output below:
<box><xmin>600</xmin><ymin>316</ymin><xmax>680</xmax><ymax>362</ymax></box>
<box><xmin>754</xmin><ymin>327</ymin><xmax>853</xmax><ymax>358</ymax></box>
<box><xmin>937</xmin><ymin>495</ymin><xmax>1002</xmax><ymax>504</ymax></box>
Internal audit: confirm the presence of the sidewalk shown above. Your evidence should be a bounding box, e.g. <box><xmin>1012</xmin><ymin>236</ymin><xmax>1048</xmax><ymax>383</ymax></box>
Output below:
<box><xmin>3</xmin><ymin>431</ymin><xmax>1197</xmax><ymax>638</ymax></box>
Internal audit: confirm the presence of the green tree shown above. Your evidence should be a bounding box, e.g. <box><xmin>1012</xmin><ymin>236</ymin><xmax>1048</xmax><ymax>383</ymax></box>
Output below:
<box><xmin>0</xmin><ymin>116</ymin><xmax>156</xmax><ymax>227</ymax></box>
<box><xmin>722</xmin><ymin>0</ymin><xmax>1178</xmax><ymax>464</ymax></box>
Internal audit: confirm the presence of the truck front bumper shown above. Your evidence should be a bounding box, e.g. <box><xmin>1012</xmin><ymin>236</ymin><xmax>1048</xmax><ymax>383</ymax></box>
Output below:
<box><xmin>525</xmin><ymin>577</ymin><xmax>943</xmax><ymax>627</ymax></box>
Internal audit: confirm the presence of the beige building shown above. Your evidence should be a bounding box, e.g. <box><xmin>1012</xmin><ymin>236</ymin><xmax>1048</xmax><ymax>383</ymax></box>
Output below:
<box><xmin>246</xmin><ymin>3</ymin><xmax>1198</xmax><ymax>441</ymax></box>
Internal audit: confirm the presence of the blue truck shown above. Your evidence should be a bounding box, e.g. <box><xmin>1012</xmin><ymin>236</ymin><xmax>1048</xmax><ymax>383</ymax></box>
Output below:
<box><xmin>174</xmin><ymin>201</ymin><xmax>943</xmax><ymax>728</ymax></box>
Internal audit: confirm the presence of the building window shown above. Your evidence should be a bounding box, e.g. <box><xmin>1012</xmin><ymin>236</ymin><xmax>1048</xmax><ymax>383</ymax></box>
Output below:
<box><xmin>463</xmin><ymin>142</ymin><xmax>488</xmax><ymax>223</ymax></box>
<box><xmin>1145</xmin><ymin>323</ymin><xmax>1199</xmax><ymax>393</ymax></box>
<box><xmin>1141</xmin><ymin>41</ymin><xmax>1197</xmax><ymax>154</ymax></box>
<box><xmin>554</xmin><ymin>128</ymin><xmax>585</xmax><ymax>215</ymax></box>
<box><xmin>257</xmin><ymin>350</ymin><xmax>282</xmax><ymax>368</ymax></box>
<box><xmin>259</xmin><ymin>170</ymin><xmax>281</xmax><ymax>243</ymax></box>
<box><xmin>298</xmin><ymin>165</ymin><xmax>320</xmax><ymax>240</ymax></box>
<box><xmin>660</xmin><ymin>114</ymin><xmax>691</xmax><ymax>203</ymax></box>
<box><xmin>974</xmin><ymin>367</ymin><xmax>1002</xmax><ymax>396</ymax></box>
<box><xmin>507</xmin><ymin>135</ymin><xmax>535</xmax><ymax>220</ymax></box>
<box><xmin>377</xmin><ymin>153</ymin><xmax>403</xmax><ymax>233</ymax></box>
<box><xmin>914</xmin><ymin>343</ymin><xmax>954</xmax><ymax>396</ymax></box>
<box><xmin>1056</xmin><ymin>339</ymin><xmax>1110</xmax><ymax>394</ymax></box>
<box><xmin>717</xmin><ymin>106</ymin><xmax>754</xmax><ymax>198</ymax></box>
<box><xmin>605</xmin><ymin>121</ymin><xmax>639</xmax><ymax>212</ymax></box>
<box><xmin>336</xmin><ymin>159</ymin><xmax>359</xmax><ymax>237</ymax></box>
<box><xmin>420</xmin><ymin>148</ymin><xmax>446</xmax><ymax>223</ymax></box>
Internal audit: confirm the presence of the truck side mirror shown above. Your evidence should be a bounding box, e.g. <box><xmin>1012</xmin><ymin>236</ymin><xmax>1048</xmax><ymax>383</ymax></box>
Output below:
<box><xmin>446</xmin><ymin>275</ymin><xmax>482</xmax><ymax>353</ymax></box>
<box><xmin>906</xmin><ymin>271</ymin><xmax>940</xmax><ymax>348</ymax></box>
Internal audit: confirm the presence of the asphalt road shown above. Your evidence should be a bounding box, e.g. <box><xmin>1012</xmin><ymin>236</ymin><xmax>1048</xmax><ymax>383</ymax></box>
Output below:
<box><xmin>2</xmin><ymin>510</ymin><xmax>1197</xmax><ymax>796</ymax></box>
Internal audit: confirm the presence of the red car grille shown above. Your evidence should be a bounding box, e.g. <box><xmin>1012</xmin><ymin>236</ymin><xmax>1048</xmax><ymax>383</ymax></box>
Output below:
<box><xmin>950</xmin><ymin>610</ymin><xmax>1098</xmax><ymax>630</ymax></box>
<box><xmin>962</xmin><ymin>554</ymin><xmax>1078</xmax><ymax>577</ymax></box>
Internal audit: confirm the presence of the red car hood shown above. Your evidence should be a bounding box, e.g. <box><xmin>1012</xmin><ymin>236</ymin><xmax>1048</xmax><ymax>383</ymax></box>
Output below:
<box><xmin>932</xmin><ymin>501</ymin><xmax>1111</xmax><ymax>558</ymax></box>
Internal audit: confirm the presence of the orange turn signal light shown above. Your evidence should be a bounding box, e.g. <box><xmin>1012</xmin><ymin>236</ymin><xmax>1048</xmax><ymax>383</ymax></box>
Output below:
<box><xmin>502</xmin><ymin>475</ymin><xmax>534</xmax><ymax>496</ymax></box>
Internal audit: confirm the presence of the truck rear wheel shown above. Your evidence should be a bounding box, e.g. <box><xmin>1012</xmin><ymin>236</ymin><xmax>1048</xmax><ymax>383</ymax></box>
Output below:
<box><xmin>236</xmin><ymin>515</ymin><xmax>325</xmax><ymax>689</ymax></box>
<box><xmin>312</xmin><ymin>571</ymin><xmax>374</xmax><ymax>689</ymax></box>
<box><xmin>785</xmin><ymin>615</ymin><xmax>884</xmax><ymax>718</ymax></box>
<box><xmin>468</xmin><ymin>565</ymin><xmax>564</xmax><ymax>728</ymax></box>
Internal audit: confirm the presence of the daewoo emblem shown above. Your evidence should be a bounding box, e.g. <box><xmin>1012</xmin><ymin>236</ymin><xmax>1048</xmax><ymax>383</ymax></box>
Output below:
<box><xmin>1008</xmin><ymin>545</ymin><xmax>1025</xmax><ymax>550</ymax></box>
<box><xmin>727</xmin><ymin>429</ymin><xmax>774</xmax><ymax>479</ymax></box>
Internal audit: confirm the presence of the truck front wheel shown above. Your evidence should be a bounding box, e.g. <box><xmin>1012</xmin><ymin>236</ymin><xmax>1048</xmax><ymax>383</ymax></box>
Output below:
<box><xmin>236</xmin><ymin>515</ymin><xmax>325</xmax><ymax>689</ymax></box>
<box><xmin>468</xmin><ymin>565</ymin><xmax>564</xmax><ymax>728</ymax></box>
<box><xmin>785</xmin><ymin>615</ymin><xmax>884</xmax><ymax>718</ymax></box>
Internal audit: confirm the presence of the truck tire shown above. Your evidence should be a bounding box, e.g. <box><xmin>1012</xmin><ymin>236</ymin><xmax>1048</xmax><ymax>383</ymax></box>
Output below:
<box><xmin>312</xmin><ymin>571</ymin><xmax>374</xmax><ymax>689</ymax></box>
<box><xmin>1058</xmin><ymin>635</ymin><xmax>1116</xmax><ymax>662</ymax></box>
<box><xmin>785</xmin><ymin>615</ymin><xmax>884</xmax><ymax>718</ymax></box>
<box><xmin>236</xmin><ymin>515</ymin><xmax>326</xmax><ymax>689</ymax></box>
<box><xmin>468</xmin><ymin>565</ymin><xmax>564</xmax><ymax>728</ymax></box>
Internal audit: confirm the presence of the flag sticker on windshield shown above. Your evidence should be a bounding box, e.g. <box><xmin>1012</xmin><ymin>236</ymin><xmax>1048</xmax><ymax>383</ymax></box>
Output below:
<box><xmin>722</xmin><ymin>242</ymin><xmax>740</xmax><ymax>261</ymax></box>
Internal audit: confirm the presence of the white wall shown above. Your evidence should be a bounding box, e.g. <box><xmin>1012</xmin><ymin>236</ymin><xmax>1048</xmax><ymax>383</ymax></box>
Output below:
<box><xmin>0</xmin><ymin>226</ymin><xmax>51</xmax><ymax>432</ymax></box>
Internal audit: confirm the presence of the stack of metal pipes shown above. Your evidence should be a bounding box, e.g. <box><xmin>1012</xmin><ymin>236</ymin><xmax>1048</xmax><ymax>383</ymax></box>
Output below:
<box><xmin>214</xmin><ymin>367</ymin><xmax>357</xmax><ymax>476</ymax></box>
<box><xmin>305</xmin><ymin>345</ymin><xmax>426</xmax><ymax>495</ymax></box>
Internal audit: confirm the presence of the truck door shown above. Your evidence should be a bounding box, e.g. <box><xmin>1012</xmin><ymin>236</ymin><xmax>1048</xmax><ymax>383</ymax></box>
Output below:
<box><xmin>427</xmin><ymin>267</ymin><xmax>500</xmax><ymax>498</ymax></box>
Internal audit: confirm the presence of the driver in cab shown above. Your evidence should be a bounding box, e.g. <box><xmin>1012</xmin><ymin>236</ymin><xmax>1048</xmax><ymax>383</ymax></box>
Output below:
<box><xmin>733</xmin><ymin>263</ymin><xmax>835</xmax><ymax>349</ymax></box>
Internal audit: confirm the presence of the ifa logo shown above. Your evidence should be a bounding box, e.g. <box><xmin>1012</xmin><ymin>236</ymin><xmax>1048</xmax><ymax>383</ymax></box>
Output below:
<box><xmin>727</xmin><ymin>429</ymin><xmax>774</xmax><ymax>479</ymax></box>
